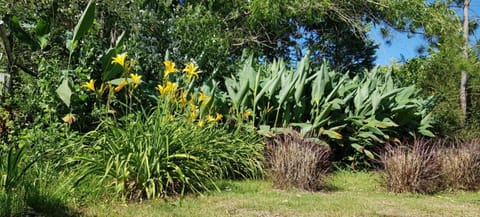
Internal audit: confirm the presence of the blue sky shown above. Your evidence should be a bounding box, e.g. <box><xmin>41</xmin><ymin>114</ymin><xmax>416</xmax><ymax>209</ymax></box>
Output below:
<box><xmin>371</xmin><ymin>2</ymin><xmax>480</xmax><ymax>65</ymax></box>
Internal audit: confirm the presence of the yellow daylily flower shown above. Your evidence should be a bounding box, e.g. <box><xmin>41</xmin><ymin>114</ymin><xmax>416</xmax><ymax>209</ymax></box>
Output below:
<box><xmin>183</xmin><ymin>62</ymin><xmax>199</xmax><ymax>81</ymax></box>
<box><xmin>114</xmin><ymin>80</ymin><xmax>128</xmax><ymax>92</ymax></box>
<box><xmin>215</xmin><ymin>113</ymin><xmax>223</xmax><ymax>121</ymax></box>
<box><xmin>244</xmin><ymin>110</ymin><xmax>252</xmax><ymax>119</ymax></box>
<box><xmin>157</xmin><ymin>82</ymin><xmax>178</xmax><ymax>96</ymax></box>
<box><xmin>189</xmin><ymin>110</ymin><xmax>198</xmax><ymax>120</ymax></box>
<box><xmin>206</xmin><ymin>115</ymin><xmax>216</xmax><ymax>122</ymax></box>
<box><xmin>156</xmin><ymin>84</ymin><xmax>167</xmax><ymax>96</ymax></box>
<box><xmin>198</xmin><ymin>92</ymin><xmax>211</xmax><ymax>105</ymax></box>
<box><xmin>189</xmin><ymin>103</ymin><xmax>197</xmax><ymax>112</ymax></box>
<box><xmin>82</xmin><ymin>79</ymin><xmax>96</xmax><ymax>92</ymax></box>
<box><xmin>163</xmin><ymin>60</ymin><xmax>177</xmax><ymax>78</ymax></box>
<box><xmin>165</xmin><ymin>82</ymin><xmax>178</xmax><ymax>93</ymax></box>
<box><xmin>130</xmin><ymin>73</ymin><xmax>142</xmax><ymax>88</ymax></box>
<box><xmin>197</xmin><ymin>120</ymin><xmax>205</xmax><ymax>127</ymax></box>
<box><xmin>178</xmin><ymin>91</ymin><xmax>188</xmax><ymax>106</ymax></box>
<box><xmin>112</xmin><ymin>52</ymin><xmax>128</xmax><ymax>68</ymax></box>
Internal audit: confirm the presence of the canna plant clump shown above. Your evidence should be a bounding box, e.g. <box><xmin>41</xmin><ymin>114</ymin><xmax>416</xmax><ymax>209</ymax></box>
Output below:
<box><xmin>226</xmin><ymin>54</ymin><xmax>435</xmax><ymax>168</ymax></box>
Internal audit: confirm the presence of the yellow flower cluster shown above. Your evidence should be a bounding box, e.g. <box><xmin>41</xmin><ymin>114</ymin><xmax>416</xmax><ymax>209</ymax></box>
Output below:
<box><xmin>156</xmin><ymin>81</ymin><xmax>178</xmax><ymax>96</ymax></box>
<box><xmin>163</xmin><ymin>60</ymin><xmax>200</xmax><ymax>82</ymax></box>
<box><xmin>81</xmin><ymin>53</ymin><xmax>142</xmax><ymax>93</ymax></box>
<box><xmin>158</xmin><ymin>60</ymin><xmax>223</xmax><ymax>127</ymax></box>
<box><xmin>183</xmin><ymin>63</ymin><xmax>199</xmax><ymax>82</ymax></box>
<box><xmin>82</xmin><ymin>54</ymin><xmax>223</xmax><ymax>127</ymax></box>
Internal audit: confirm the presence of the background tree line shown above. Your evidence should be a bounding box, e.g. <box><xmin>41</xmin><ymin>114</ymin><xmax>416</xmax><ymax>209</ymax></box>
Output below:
<box><xmin>0</xmin><ymin>0</ymin><xmax>479</xmax><ymax>136</ymax></box>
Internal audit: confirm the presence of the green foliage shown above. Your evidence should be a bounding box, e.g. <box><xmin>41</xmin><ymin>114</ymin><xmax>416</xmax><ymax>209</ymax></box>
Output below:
<box><xmin>393</xmin><ymin>46</ymin><xmax>480</xmax><ymax>136</ymax></box>
<box><xmin>74</xmin><ymin>109</ymin><xmax>263</xmax><ymax>200</ymax></box>
<box><xmin>67</xmin><ymin>0</ymin><xmax>95</xmax><ymax>54</ymax></box>
<box><xmin>227</xmin><ymin>54</ymin><xmax>434</xmax><ymax>167</ymax></box>
<box><xmin>0</xmin><ymin>118</ymin><xmax>82</xmax><ymax>216</ymax></box>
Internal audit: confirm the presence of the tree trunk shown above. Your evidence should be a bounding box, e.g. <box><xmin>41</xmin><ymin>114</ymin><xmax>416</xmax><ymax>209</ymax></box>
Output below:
<box><xmin>460</xmin><ymin>0</ymin><xmax>469</xmax><ymax>121</ymax></box>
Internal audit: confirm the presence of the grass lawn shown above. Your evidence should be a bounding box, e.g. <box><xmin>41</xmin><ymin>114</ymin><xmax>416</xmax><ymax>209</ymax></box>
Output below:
<box><xmin>83</xmin><ymin>171</ymin><xmax>480</xmax><ymax>217</ymax></box>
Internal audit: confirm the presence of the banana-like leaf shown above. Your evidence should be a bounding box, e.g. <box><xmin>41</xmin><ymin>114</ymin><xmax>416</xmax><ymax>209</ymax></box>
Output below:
<box><xmin>375</xmin><ymin>118</ymin><xmax>399</xmax><ymax>128</ymax></box>
<box><xmin>312</xmin><ymin>102</ymin><xmax>333</xmax><ymax>128</ymax></box>
<box><xmin>277</xmin><ymin>73</ymin><xmax>298</xmax><ymax>107</ymax></box>
<box><xmin>371</xmin><ymin>90</ymin><xmax>381</xmax><ymax>115</ymax></box>
<box><xmin>325</xmin><ymin>76</ymin><xmax>346</xmax><ymax>103</ymax></box>
<box><xmin>322</xmin><ymin>129</ymin><xmax>342</xmax><ymax>139</ymax></box>
<box><xmin>67</xmin><ymin>0</ymin><xmax>96</xmax><ymax>53</ymax></box>
<box><xmin>364</xmin><ymin>149</ymin><xmax>375</xmax><ymax>159</ymax></box>
<box><xmin>254</xmin><ymin>73</ymin><xmax>280</xmax><ymax>106</ymax></box>
<box><xmin>294</xmin><ymin>54</ymin><xmax>309</xmax><ymax>103</ymax></box>
<box><xmin>351</xmin><ymin>143</ymin><xmax>364</xmax><ymax>152</ymax></box>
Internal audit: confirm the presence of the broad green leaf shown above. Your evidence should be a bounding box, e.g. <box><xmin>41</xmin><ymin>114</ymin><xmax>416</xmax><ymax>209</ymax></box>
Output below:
<box><xmin>294</xmin><ymin>54</ymin><xmax>309</xmax><ymax>103</ymax></box>
<box><xmin>35</xmin><ymin>18</ymin><xmax>49</xmax><ymax>36</ymax></box>
<box><xmin>56</xmin><ymin>78</ymin><xmax>72</xmax><ymax>107</ymax></box>
<box><xmin>68</xmin><ymin>0</ymin><xmax>96</xmax><ymax>52</ymax></box>
<box><xmin>371</xmin><ymin>90</ymin><xmax>380</xmax><ymax>115</ymax></box>
<box><xmin>36</xmin><ymin>34</ymin><xmax>49</xmax><ymax>50</ymax></box>
<box><xmin>364</xmin><ymin>149</ymin><xmax>375</xmax><ymax>159</ymax></box>
<box><xmin>35</xmin><ymin>18</ymin><xmax>50</xmax><ymax>49</ymax></box>
<box><xmin>254</xmin><ymin>73</ymin><xmax>280</xmax><ymax>106</ymax></box>
<box><xmin>375</xmin><ymin>118</ymin><xmax>399</xmax><ymax>128</ymax></box>
<box><xmin>358</xmin><ymin>131</ymin><xmax>383</xmax><ymax>143</ymax></box>
<box><xmin>313</xmin><ymin>103</ymin><xmax>333</xmax><ymax>128</ymax></box>
<box><xmin>322</xmin><ymin>129</ymin><xmax>342</xmax><ymax>139</ymax></box>
<box><xmin>351</xmin><ymin>143</ymin><xmax>364</xmax><ymax>152</ymax></box>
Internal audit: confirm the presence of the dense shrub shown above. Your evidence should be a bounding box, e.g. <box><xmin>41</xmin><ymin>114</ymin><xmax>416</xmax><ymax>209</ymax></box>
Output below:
<box><xmin>439</xmin><ymin>139</ymin><xmax>480</xmax><ymax>190</ymax></box>
<box><xmin>264</xmin><ymin>129</ymin><xmax>331</xmax><ymax>191</ymax></box>
<box><xmin>382</xmin><ymin>138</ymin><xmax>480</xmax><ymax>193</ymax></box>
<box><xmin>227</xmin><ymin>55</ymin><xmax>435</xmax><ymax>168</ymax></box>
<box><xmin>381</xmin><ymin>139</ymin><xmax>443</xmax><ymax>194</ymax></box>
<box><xmin>74</xmin><ymin>110</ymin><xmax>264</xmax><ymax>200</ymax></box>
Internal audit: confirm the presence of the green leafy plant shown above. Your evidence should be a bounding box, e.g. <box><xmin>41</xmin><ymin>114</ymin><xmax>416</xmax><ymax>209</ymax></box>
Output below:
<box><xmin>74</xmin><ymin>109</ymin><xmax>263</xmax><ymax>200</ymax></box>
<box><xmin>0</xmin><ymin>145</ymin><xmax>37</xmax><ymax>216</ymax></box>
<box><xmin>57</xmin><ymin>0</ymin><xmax>96</xmax><ymax>108</ymax></box>
<box><xmin>225</xmin><ymin>54</ymin><xmax>435</xmax><ymax>168</ymax></box>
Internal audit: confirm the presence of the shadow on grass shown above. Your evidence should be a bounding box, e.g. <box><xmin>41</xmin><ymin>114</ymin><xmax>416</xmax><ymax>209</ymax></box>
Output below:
<box><xmin>24</xmin><ymin>187</ymin><xmax>82</xmax><ymax>217</ymax></box>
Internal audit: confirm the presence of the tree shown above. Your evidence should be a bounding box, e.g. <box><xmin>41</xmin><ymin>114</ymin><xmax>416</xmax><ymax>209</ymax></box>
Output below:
<box><xmin>460</xmin><ymin>0</ymin><xmax>469</xmax><ymax>121</ymax></box>
<box><xmin>386</xmin><ymin>0</ymin><xmax>480</xmax><ymax>135</ymax></box>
